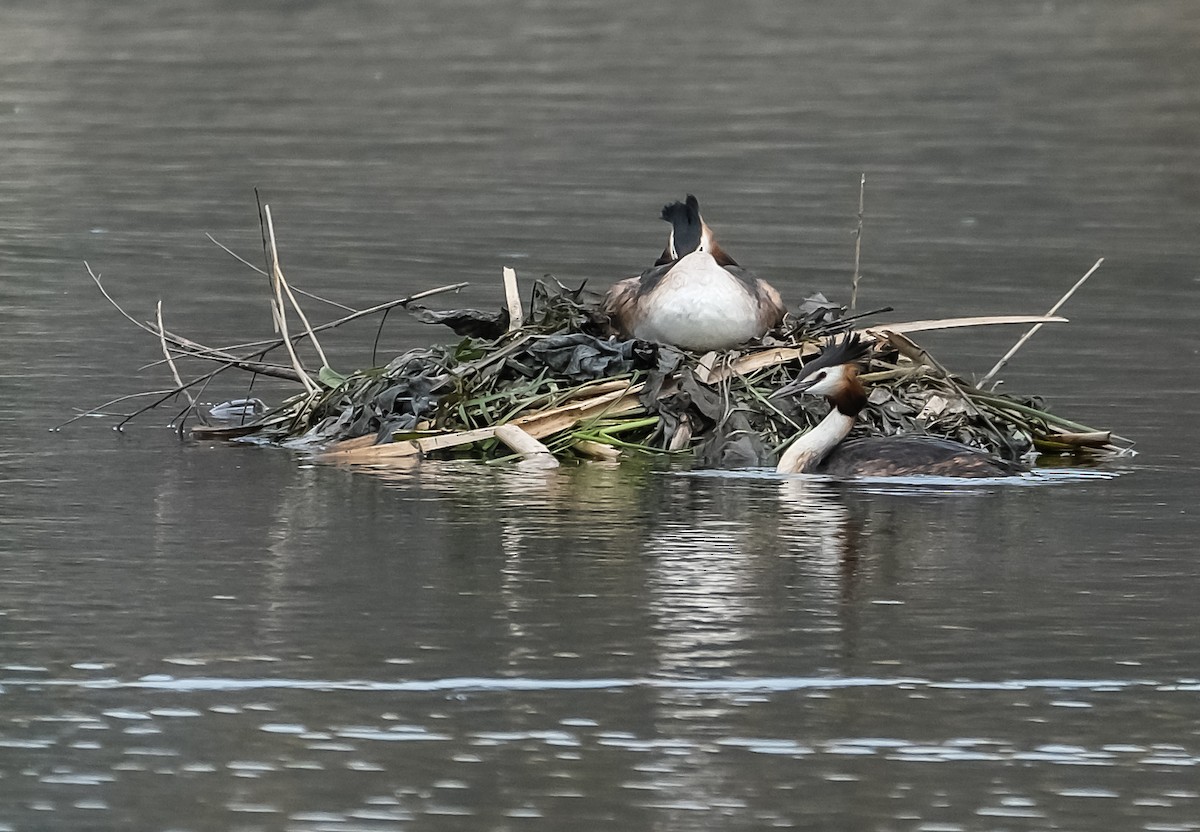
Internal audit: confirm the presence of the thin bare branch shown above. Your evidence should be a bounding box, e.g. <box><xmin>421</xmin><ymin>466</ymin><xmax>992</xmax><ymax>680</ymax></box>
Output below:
<box><xmin>849</xmin><ymin>173</ymin><xmax>865</xmax><ymax>312</ymax></box>
<box><xmin>980</xmin><ymin>258</ymin><xmax>1104</xmax><ymax>388</ymax></box>
<box><xmin>156</xmin><ymin>301</ymin><xmax>196</xmax><ymax>411</ymax></box>
<box><xmin>53</xmin><ymin>389</ymin><xmax>179</xmax><ymax>430</ymax></box>
<box><xmin>85</xmin><ymin>262</ymin><xmax>158</xmax><ymax>337</ymax></box>
<box><xmin>205</xmin><ymin>233</ymin><xmax>269</xmax><ymax>277</ymax></box>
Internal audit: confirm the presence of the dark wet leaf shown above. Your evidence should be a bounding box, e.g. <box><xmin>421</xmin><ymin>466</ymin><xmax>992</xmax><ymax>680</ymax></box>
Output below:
<box><xmin>524</xmin><ymin>334</ymin><xmax>639</xmax><ymax>382</ymax></box>
<box><xmin>409</xmin><ymin>305</ymin><xmax>509</xmax><ymax>339</ymax></box>
<box><xmin>693</xmin><ymin>412</ymin><xmax>773</xmax><ymax>468</ymax></box>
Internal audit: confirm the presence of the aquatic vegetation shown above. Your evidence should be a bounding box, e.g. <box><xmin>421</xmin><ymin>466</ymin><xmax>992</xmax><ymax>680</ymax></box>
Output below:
<box><xmin>72</xmin><ymin>206</ymin><xmax>1131</xmax><ymax>471</ymax></box>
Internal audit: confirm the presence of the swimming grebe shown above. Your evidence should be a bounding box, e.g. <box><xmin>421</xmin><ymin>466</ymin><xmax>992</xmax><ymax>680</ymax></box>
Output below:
<box><xmin>603</xmin><ymin>195</ymin><xmax>786</xmax><ymax>351</ymax></box>
<box><xmin>774</xmin><ymin>334</ymin><xmax>1027</xmax><ymax>477</ymax></box>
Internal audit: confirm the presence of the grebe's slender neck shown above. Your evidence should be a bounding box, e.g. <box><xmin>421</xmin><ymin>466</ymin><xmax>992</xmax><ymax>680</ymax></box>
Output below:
<box><xmin>776</xmin><ymin>408</ymin><xmax>855</xmax><ymax>474</ymax></box>
<box><xmin>775</xmin><ymin>367</ymin><xmax>868</xmax><ymax>475</ymax></box>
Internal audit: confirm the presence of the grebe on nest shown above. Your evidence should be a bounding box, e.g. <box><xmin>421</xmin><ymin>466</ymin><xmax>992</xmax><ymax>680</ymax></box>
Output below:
<box><xmin>603</xmin><ymin>195</ymin><xmax>786</xmax><ymax>352</ymax></box>
<box><xmin>774</xmin><ymin>334</ymin><xmax>1027</xmax><ymax>478</ymax></box>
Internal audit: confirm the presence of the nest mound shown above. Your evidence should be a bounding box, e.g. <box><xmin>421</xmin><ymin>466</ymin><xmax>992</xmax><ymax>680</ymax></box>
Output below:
<box><xmin>194</xmin><ymin>285</ymin><xmax>1125</xmax><ymax>470</ymax></box>
<box><xmin>77</xmin><ymin>206</ymin><xmax>1130</xmax><ymax>471</ymax></box>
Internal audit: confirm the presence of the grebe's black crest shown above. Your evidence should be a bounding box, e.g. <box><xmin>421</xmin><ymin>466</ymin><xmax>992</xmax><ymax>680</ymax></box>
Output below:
<box><xmin>773</xmin><ymin>333</ymin><xmax>872</xmax><ymax>398</ymax></box>
<box><xmin>661</xmin><ymin>194</ymin><xmax>703</xmax><ymax>258</ymax></box>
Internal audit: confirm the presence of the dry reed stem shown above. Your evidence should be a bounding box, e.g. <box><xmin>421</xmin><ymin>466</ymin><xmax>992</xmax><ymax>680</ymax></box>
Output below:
<box><xmin>572</xmin><ymin>440</ymin><xmax>622</xmax><ymax>461</ymax></box>
<box><xmin>706</xmin><ymin>346</ymin><xmax>814</xmax><ymax>383</ymax></box>
<box><xmin>155</xmin><ymin>301</ymin><xmax>195</xmax><ymax>409</ymax></box>
<box><xmin>494</xmin><ymin>424</ymin><xmax>559</xmax><ymax>469</ymax></box>
<box><xmin>91</xmin><ymin>256</ymin><xmax>465</xmax><ymax>378</ymax></box>
<box><xmin>151</xmin><ymin>324</ymin><xmax>304</xmax><ymax>382</ymax></box>
<box><xmin>503</xmin><ymin>267</ymin><xmax>523</xmax><ymax>332</ymax></box>
<box><xmin>263</xmin><ymin>206</ymin><xmax>319</xmax><ymax>393</ymax></box>
<box><xmin>80</xmin><ymin>263</ymin><xmax>300</xmax><ymax>429</ymax></box>
<box><xmin>864</xmin><ymin>314</ymin><xmax>1067</xmax><ymax>337</ymax></box>
<box><xmin>980</xmin><ymin>258</ymin><xmax>1104</xmax><ymax>388</ymax></box>
<box><xmin>319</xmin><ymin>384</ymin><xmax>645</xmax><ymax>463</ymax></box>
<box><xmin>1040</xmin><ymin>430</ymin><xmax>1112</xmax><ymax>447</ymax></box>
<box><xmin>207</xmin><ymin>282</ymin><xmax>471</xmax><ymax>357</ymax></box>
<box><xmin>849</xmin><ymin>173</ymin><xmax>865</xmax><ymax>311</ymax></box>
<box><xmin>266</xmin><ymin>224</ymin><xmax>330</xmax><ymax>366</ymax></box>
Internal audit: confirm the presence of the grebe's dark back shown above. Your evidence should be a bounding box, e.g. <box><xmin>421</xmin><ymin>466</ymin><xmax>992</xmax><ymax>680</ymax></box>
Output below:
<box><xmin>774</xmin><ymin>334</ymin><xmax>1026</xmax><ymax>478</ymax></box>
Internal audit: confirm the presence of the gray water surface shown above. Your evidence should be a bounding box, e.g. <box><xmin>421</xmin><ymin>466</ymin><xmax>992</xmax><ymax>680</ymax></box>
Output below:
<box><xmin>3</xmin><ymin>1</ymin><xmax>1200</xmax><ymax>830</ymax></box>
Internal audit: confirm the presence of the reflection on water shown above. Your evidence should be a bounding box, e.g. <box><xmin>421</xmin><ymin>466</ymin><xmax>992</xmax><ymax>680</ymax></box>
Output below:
<box><xmin>4</xmin><ymin>665</ymin><xmax>1200</xmax><ymax>829</ymax></box>
<box><xmin>5</xmin><ymin>444</ymin><xmax>1189</xmax><ymax>828</ymax></box>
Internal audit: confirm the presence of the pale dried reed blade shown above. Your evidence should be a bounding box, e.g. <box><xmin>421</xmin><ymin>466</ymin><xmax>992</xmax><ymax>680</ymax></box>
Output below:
<box><xmin>264</xmin><ymin>205</ymin><xmax>318</xmax><ymax>394</ymax></box>
<box><xmin>865</xmin><ymin>315</ymin><xmax>1068</xmax><ymax>336</ymax></box>
<box><xmin>503</xmin><ymin>267</ymin><xmax>523</xmax><ymax>332</ymax></box>
<box><xmin>495</xmin><ymin>424</ymin><xmax>560</xmax><ymax>469</ymax></box>
<box><xmin>156</xmin><ymin>301</ymin><xmax>195</xmax><ymax>408</ymax></box>
<box><xmin>573</xmin><ymin>440</ymin><xmax>622</xmax><ymax>461</ymax></box>
<box><xmin>695</xmin><ymin>351</ymin><xmax>720</xmax><ymax>384</ymax></box>
<box><xmin>1042</xmin><ymin>430</ymin><xmax>1112</xmax><ymax>447</ymax></box>
<box><xmin>319</xmin><ymin>386</ymin><xmax>646</xmax><ymax>464</ymax></box>
<box><xmin>278</xmin><ymin>267</ymin><xmax>330</xmax><ymax>368</ymax></box>
<box><xmin>706</xmin><ymin>346</ymin><xmax>819</xmax><ymax>383</ymax></box>
<box><xmin>322</xmin><ymin>438</ymin><xmax>425</xmax><ymax>462</ymax></box>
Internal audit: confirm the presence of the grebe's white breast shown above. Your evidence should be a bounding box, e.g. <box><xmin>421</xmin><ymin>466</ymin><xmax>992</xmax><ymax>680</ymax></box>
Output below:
<box><xmin>632</xmin><ymin>251</ymin><xmax>762</xmax><ymax>352</ymax></box>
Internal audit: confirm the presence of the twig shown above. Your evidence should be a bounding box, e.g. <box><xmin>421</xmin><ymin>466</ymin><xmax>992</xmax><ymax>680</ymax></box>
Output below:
<box><xmin>156</xmin><ymin>301</ymin><xmax>196</xmax><ymax>409</ymax></box>
<box><xmin>849</xmin><ymin>173</ymin><xmax>865</xmax><ymax>312</ymax></box>
<box><xmin>83</xmin><ymin>237</ymin><xmax>469</xmax><ymax>429</ymax></box>
<box><xmin>88</xmin><ymin>260</ymin><xmax>464</xmax><ymax>379</ymax></box>
<box><xmin>85</xmin><ymin>262</ymin><xmax>159</xmax><ymax>338</ymax></box>
<box><xmin>884</xmin><ymin>331</ymin><xmax>953</xmax><ymax>378</ymax></box>
<box><xmin>264</xmin><ymin>208</ymin><xmax>330</xmax><ymax>368</ymax></box>
<box><xmin>731</xmin><ymin>367</ymin><xmax>804</xmax><ymax>433</ymax></box>
<box><xmin>207</xmin><ymin>233</ymin><xmax>269</xmax><ymax>277</ymax></box>
<box><xmin>263</xmin><ymin>205</ymin><xmax>319</xmax><ymax>393</ymax></box>
<box><xmin>206</xmin><ymin>233</ymin><xmax>356</xmax><ymax>312</ymax></box>
<box><xmin>146</xmin><ymin>326</ymin><xmax>304</xmax><ymax>381</ymax></box>
<box><xmin>979</xmin><ymin>258</ymin><xmax>1104</xmax><ymax>388</ymax></box>
<box><xmin>371</xmin><ymin>308</ymin><xmax>391</xmax><ymax>366</ymax></box>
<box><xmin>114</xmin><ymin>370</ymin><xmax>244</xmax><ymax>431</ymax></box>
<box><xmin>170</xmin><ymin>282</ymin><xmax>470</xmax><ymax>358</ymax></box>
<box><xmin>89</xmin><ymin>264</ymin><xmax>292</xmax><ymax>394</ymax></box>
<box><xmin>832</xmin><ymin>305</ymin><xmax>893</xmax><ymax>330</ymax></box>
<box><xmin>52</xmin><ymin>389</ymin><xmax>179</xmax><ymax>430</ymax></box>
<box><xmin>137</xmin><ymin>352</ymin><xmax>296</xmax><ymax>374</ymax></box>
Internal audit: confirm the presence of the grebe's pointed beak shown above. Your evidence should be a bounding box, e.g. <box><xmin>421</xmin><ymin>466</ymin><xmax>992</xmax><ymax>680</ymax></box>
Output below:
<box><xmin>771</xmin><ymin>375</ymin><xmax>816</xmax><ymax>400</ymax></box>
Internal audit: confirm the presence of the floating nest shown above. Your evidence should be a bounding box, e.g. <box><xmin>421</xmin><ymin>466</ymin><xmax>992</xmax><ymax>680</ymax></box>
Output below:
<box><xmin>75</xmin><ymin>205</ymin><xmax>1132</xmax><ymax>471</ymax></box>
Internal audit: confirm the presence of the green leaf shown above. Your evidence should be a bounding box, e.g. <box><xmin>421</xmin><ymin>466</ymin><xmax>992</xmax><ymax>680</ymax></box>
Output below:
<box><xmin>318</xmin><ymin>365</ymin><xmax>349</xmax><ymax>388</ymax></box>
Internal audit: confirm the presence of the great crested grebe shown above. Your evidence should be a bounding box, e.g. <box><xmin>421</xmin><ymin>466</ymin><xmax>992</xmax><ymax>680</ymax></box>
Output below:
<box><xmin>774</xmin><ymin>334</ymin><xmax>1027</xmax><ymax>478</ymax></box>
<box><xmin>603</xmin><ymin>195</ymin><xmax>786</xmax><ymax>352</ymax></box>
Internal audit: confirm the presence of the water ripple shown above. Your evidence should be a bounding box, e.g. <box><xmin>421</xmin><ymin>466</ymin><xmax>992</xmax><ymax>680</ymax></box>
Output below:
<box><xmin>0</xmin><ymin>673</ymin><xmax>1188</xmax><ymax>694</ymax></box>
